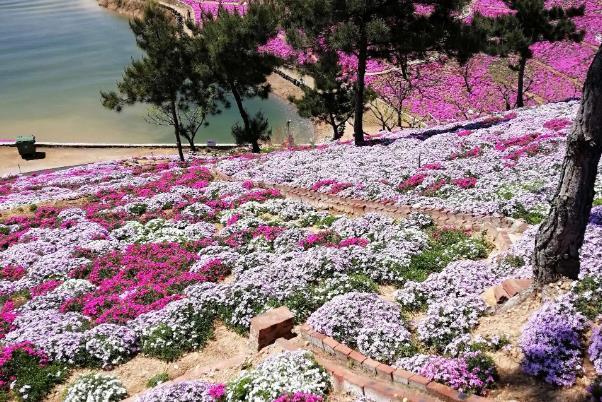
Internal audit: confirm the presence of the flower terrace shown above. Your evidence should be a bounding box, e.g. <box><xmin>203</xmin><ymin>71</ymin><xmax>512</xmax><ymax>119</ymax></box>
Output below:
<box><xmin>0</xmin><ymin>96</ymin><xmax>601</xmax><ymax>401</ymax></box>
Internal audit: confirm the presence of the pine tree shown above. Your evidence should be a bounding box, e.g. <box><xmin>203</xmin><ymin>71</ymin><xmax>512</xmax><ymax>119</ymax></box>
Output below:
<box><xmin>291</xmin><ymin>51</ymin><xmax>356</xmax><ymax>140</ymax></box>
<box><xmin>190</xmin><ymin>3</ymin><xmax>280</xmax><ymax>153</ymax></box>
<box><xmin>474</xmin><ymin>0</ymin><xmax>584</xmax><ymax>108</ymax></box>
<box><xmin>101</xmin><ymin>5</ymin><xmax>220</xmax><ymax>161</ymax></box>
<box><xmin>279</xmin><ymin>0</ymin><xmax>472</xmax><ymax>146</ymax></box>
<box><xmin>533</xmin><ymin>45</ymin><xmax>602</xmax><ymax>285</ymax></box>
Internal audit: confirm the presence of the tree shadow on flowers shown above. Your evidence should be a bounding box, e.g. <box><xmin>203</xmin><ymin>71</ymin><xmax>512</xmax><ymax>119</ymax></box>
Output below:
<box><xmin>409</xmin><ymin>112</ymin><xmax>523</xmax><ymax>141</ymax></box>
<box><xmin>491</xmin><ymin>358</ymin><xmax>592</xmax><ymax>402</ymax></box>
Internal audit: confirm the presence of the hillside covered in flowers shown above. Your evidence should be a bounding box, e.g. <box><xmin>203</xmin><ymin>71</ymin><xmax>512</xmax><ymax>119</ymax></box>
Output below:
<box><xmin>181</xmin><ymin>0</ymin><xmax>601</xmax><ymax>125</ymax></box>
<box><xmin>0</xmin><ymin>99</ymin><xmax>601</xmax><ymax>401</ymax></box>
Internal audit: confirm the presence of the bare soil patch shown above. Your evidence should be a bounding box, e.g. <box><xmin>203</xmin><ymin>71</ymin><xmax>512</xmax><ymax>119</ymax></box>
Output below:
<box><xmin>474</xmin><ymin>281</ymin><xmax>593</xmax><ymax>402</ymax></box>
<box><xmin>45</xmin><ymin>323</ymin><xmax>250</xmax><ymax>401</ymax></box>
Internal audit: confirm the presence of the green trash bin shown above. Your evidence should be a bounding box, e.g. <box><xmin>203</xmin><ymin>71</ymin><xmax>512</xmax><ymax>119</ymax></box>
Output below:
<box><xmin>16</xmin><ymin>135</ymin><xmax>36</xmax><ymax>157</ymax></box>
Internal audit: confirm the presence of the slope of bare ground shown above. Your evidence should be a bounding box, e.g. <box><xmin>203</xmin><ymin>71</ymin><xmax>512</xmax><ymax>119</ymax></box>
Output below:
<box><xmin>474</xmin><ymin>281</ymin><xmax>594</xmax><ymax>402</ymax></box>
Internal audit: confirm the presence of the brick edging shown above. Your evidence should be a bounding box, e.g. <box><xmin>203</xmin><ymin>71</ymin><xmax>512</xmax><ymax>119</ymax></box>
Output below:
<box><xmin>299</xmin><ymin>324</ymin><xmax>494</xmax><ymax>402</ymax></box>
<box><xmin>212</xmin><ymin>169</ymin><xmax>528</xmax><ymax>253</ymax></box>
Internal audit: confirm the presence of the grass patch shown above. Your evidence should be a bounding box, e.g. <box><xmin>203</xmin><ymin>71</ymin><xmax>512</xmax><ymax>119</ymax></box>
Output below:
<box><xmin>511</xmin><ymin>204</ymin><xmax>545</xmax><ymax>224</ymax></box>
<box><xmin>402</xmin><ymin>228</ymin><xmax>490</xmax><ymax>282</ymax></box>
<box><xmin>146</xmin><ymin>372</ymin><xmax>169</xmax><ymax>388</ymax></box>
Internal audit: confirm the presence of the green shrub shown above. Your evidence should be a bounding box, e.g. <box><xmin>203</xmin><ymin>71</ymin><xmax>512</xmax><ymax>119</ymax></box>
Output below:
<box><xmin>64</xmin><ymin>373</ymin><xmax>126</xmax><ymax>402</ymax></box>
<box><xmin>593</xmin><ymin>198</ymin><xmax>602</xmax><ymax>207</ymax></box>
<box><xmin>502</xmin><ymin>254</ymin><xmax>525</xmax><ymax>268</ymax></box>
<box><xmin>227</xmin><ymin>374</ymin><xmax>253</xmax><ymax>401</ymax></box>
<box><xmin>0</xmin><ymin>345</ymin><xmax>69</xmax><ymax>402</ymax></box>
<box><xmin>404</xmin><ymin>228</ymin><xmax>490</xmax><ymax>281</ymax></box>
<box><xmin>141</xmin><ymin>303</ymin><xmax>214</xmax><ymax>361</ymax></box>
<box><xmin>465</xmin><ymin>352</ymin><xmax>499</xmax><ymax>385</ymax></box>
<box><xmin>128</xmin><ymin>203</ymin><xmax>147</xmax><ymax>216</ymax></box>
<box><xmin>283</xmin><ymin>274</ymin><xmax>377</xmax><ymax>322</ymax></box>
<box><xmin>142</xmin><ymin>320</ymin><xmax>213</xmax><ymax>361</ymax></box>
<box><xmin>146</xmin><ymin>372</ymin><xmax>169</xmax><ymax>388</ymax></box>
<box><xmin>511</xmin><ymin>204</ymin><xmax>545</xmax><ymax>224</ymax></box>
<box><xmin>226</xmin><ymin>351</ymin><xmax>330</xmax><ymax>401</ymax></box>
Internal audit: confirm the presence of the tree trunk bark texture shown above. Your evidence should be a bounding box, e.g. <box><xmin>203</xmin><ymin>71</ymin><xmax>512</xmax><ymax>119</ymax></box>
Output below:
<box><xmin>230</xmin><ymin>83</ymin><xmax>259</xmax><ymax>153</ymax></box>
<box><xmin>170</xmin><ymin>100</ymin><xmax>185</xmax><ymax>162</ymax></box>
<box><xmin>516</xmin><ymin>55</ymin><xmax>527</xmax><ymax>108</ymax></box>
<box><xmin>187</xmin><ymin>136</ymin><xmax>197</xmax><ymax>153</ymax></box>
<box><xmin>353</xmin><ymin>32</ymin><xmax>367</xmax><ymax>147</ymax></box>
<box><xmin>533</xmin><ymin>45</ymin><xmax>602</xmax><ymax>285</ymax></box>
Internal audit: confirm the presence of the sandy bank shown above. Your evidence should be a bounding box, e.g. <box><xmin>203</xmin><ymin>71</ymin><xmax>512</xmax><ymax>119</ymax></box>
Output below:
<box><xmin>96</xmin><ymin>0</ymin><xmax>147</xmax><ymax>18</ymax></box>
<box><xmin>0</xmin><ymin>147</ymin><xmax>184</xmax><ymax>177</ymax></box>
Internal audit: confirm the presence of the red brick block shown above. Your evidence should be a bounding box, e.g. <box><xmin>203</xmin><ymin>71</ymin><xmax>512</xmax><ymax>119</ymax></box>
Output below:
<box><xmin>502</xmin><ymin>278</ymin><xmax>532</xmax><ymax>298</ymax></box>
<box><xmin>322</xmin><ymin>337</ymin><xmax>339</xmax><ymax>355</ymax></box>
<box><xmin>363</xmin><ymin>380</ymin><xmax>403</xmax><ymax>401</ymax></box>
<box><xmin>427</xmin><ymin>381</ymin><xmax>460</xmax><ymax>402</ymax></box>
<box><xmin>493</xmin><ymin>286</ymin><xmax>509</xmax><ymax>304</ymax></box>
<box><xmin>348</xmin><ymin>351</ymin><xmax>367</xmax><ymax>367</ymax></box>
<box><xmin>249</xmin><ymin>306</ymin><xmax>294</xmax><ymax>351</ymax></box>
<box><xmin>392</xmin><ymin>368</ymin><xmax>412</xmax><ymax>385</ymax></box>
<box><xmin>464</xmin><ymin>394</ymin><xmax>493</xmax><ymax>402</ymax></box>
<box><xmin>375</xmin><ymin>363</ymin><xmax>395</xmax><ymax>381</ymax></box>
<box><xmin>362</xmin><ymin>358</ymin><xmax>380</xmax><ymax>375</ymax></box>
<box><xmin>308</xmin><ymin>331</ymin><xmax>327</xmax><ymax>349</ymax></box>
<box><xmin>408</xmin><ymin>374</ymin><xmax>430</xmax><ymax>390</ymax></box>
<box><xmin>334</xmin><ymin>343</ymin><xmax>353</xmax><ymax>361</ymax></box>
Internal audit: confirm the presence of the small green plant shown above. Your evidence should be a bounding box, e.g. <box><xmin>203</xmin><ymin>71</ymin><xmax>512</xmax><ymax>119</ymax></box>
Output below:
<box><xmin>283</xmin><ymin>274</ymin><xmax>377</xmax><ymax>322</ymax></box>
<box><xmin>226</xmin><ymin>351</ymin><xmax>330</xmax><ymax>401</ymax></box>
<box><xmin>511</xmin><ymin>204</ymin><xmax>545</xmax><ymax>224</ymax></box>
<box><xmin>146</xmin><ymin>372</ymin><xmax>169</xmax><ymax>388</ymax></box>
<box><xmin>403</xmin><ymin>228</ymin><xmax>490</xmax><ymax>281</ymax></box>
<box><xmin>0</xmin><ymin>226</ymin><xmax>9</xmax><ymax>236</ymax></box>
<box><xmin>503</xmin><ymin>254</ymin><xmax>525</xmax><ymax>268</ymax></box>
<box><xmin>227</xmin><ymin>375</ymin><xmax>253</xmax><ymax>401</ymax></box>
<box><xmin>593</xmin><ymin>198</ymin><xmax>602</xmax><ymax>206</ymax></box>
<box><xmin>571</xmin><ymin>276</ymin><xmax>602</xmax><ymax>320</ymax></box>
<box><xmin>129</xmin><ymin>203</ymin><xmax>147</xmax><ymax>216</ymax></box>
<box><xmin>0</xmin><ymin>345</ymin><xmax>69</xmax><ymax>402</ymax></box>
<box><xmin>466</xmin><ymin>352</ymin><xmax>499</xmax><ymax>383</ymax></box>
<box><xmin>142</xmin><ymin>318</ymin><xmax>213</xmax><ymax>361</ymax></box>
<box><xmin>28</xmin><ymin>204</ymin><xmax>37</xmax><ymax>212</ymax></box>
<box><xmin>141</xmin><ymin>302</ymin><xmax>215</xmax><ymax>360</ymax></box>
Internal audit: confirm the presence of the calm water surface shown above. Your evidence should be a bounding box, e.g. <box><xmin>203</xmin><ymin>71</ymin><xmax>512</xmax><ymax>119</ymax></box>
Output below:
<box><xmin>0</xmin><ymin>0</ymin><xmax>312</xmax><ymax>144</ymax></box>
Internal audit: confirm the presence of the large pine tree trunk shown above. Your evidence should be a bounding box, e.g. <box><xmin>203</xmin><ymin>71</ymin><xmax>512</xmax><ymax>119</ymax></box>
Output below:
<box><xmin>353</xmin><ymin>32</ymin><xmax>367</xmax><ymax>147</ymax></box>
<box><xmin>533</xmin><ymin>45</ymin><xmax>602</xmax><ymax>286</ymax></box>
<box><xmin>516</xmin><ymin>55</ymin><xmax>527</xmax><ymax>108</ymax></box>
<box><xmin>230</xmin><ymin>82</ymin><xmax>259</xmax><ymax>153</ymax></box>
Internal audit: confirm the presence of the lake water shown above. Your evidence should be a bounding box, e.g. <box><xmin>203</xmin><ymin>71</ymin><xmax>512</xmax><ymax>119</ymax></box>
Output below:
<box><xmin>0</xmin><ymin>0</ymin><xmax>313</xmax><ymax>144</ymax></box>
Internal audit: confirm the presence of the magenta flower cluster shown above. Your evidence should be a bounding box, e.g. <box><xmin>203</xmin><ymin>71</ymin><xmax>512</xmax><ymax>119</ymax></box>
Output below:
<box><xmin>419</xmin><ymin>352</ymin><xmax>496</xmax><ymax>395</ymax></box>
